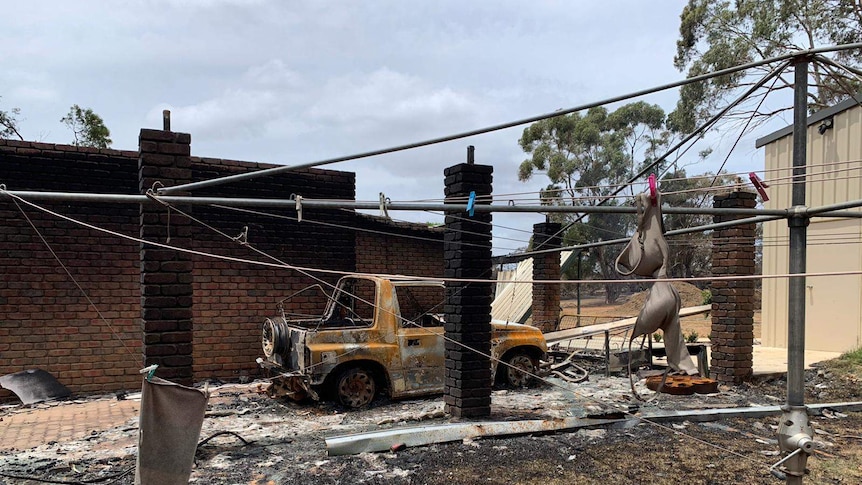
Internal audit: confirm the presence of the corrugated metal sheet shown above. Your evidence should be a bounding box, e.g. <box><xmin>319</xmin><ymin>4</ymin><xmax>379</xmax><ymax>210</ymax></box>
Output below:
<box><xmin>761</xmin><ymin>101</ymin><xmax>862</xmax><ymax>352</ymax></box>
<box><xmin>491</xmin><ymin>251</ymin><xmax>572</xmax><ymax>324</ymax></box>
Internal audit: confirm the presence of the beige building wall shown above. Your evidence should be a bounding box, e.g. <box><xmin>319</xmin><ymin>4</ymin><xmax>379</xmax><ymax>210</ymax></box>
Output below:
<box><xmin>761</xmin><ymin>101</ymin><xmax>862</xmax><ymax>352</ymax></box>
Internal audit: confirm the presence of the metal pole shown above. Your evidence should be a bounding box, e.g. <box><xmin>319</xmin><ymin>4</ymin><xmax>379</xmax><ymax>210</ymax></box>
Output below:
<box><xmin>576</xmin><ymin>251</ymin><xmax>582</xmax><ymax>327</ymax></box>
<box><xmin>779</xmin><ymin>55</ymin><xmax>814</xmax><ymax>485</ymax></box>
<box><xmin>788</xmin><ymin>59</ymin><xmax>809</xmax><ymax>408</ymax></box>
<box><xmin>0</xmin><ymin>190</ymin><xmax>796</xmax><ymax>215</ymax></box>
<box><xmin>604</xmin><ymin>330</ymin><xmax>611</xmax><ymax>377</ymax></box>
<box><xmin>7</xmin><ymin>188</ymin><xmax>862</xmax><ymax>220</ymax></box>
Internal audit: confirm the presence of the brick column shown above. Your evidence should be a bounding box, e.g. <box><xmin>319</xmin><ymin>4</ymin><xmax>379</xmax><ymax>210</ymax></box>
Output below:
<box><xmin>710</xmin><ymin>191</ymin><xmax>757</xmax><ymax>383</ymax></box>
<box><xmin>532</xmin><ymin>222</ymin><xmax>562</xmax><ymax>332</ymax></box>
<box><xmin>138</xmin><ymin>129</ymin><xmax>194</xmax><ymax>384</ymax></box>
<box><xmin>443</xmin><ymin>161</ymin><xmax>493</xmax><ymax>418</ymax></box>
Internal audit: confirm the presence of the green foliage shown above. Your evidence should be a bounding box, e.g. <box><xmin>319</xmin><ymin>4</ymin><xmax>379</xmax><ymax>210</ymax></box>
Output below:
<box><xmin>653</xmin><ymin>333</ymin><xmax>663</xmax><ymax>343</ymax></box>
<box><xmin>837</xmin><ymin>347</ymin><xmax>862</xmax><ymax>367</ymax></box>
<box><xmin>672</xmin><ymin>0</ymin><xmax>862</xmax><ymax>134</ymax></box>
<box><xmin>701</xmin><ymin>289</ymin><xmax>713</xmax><ymax>305</ymax></box>
<box><xmin>0</xmin><ymin>97</ymin><xmax>23</xmax><ymax>141</ymax></box>
<box><xmin>61</xmin><ymin>104</ymin><xmax>112</xmax><ymax>148</ymax></box>
<box><xmin>518</xmin><ymin>106</ymin><xmax>629</xmax><ymax>194</ymax></box>
<box><xmin>685</xmin><ymin>331</ymin><xmax>700</xmax><ymax>343</ymax></box>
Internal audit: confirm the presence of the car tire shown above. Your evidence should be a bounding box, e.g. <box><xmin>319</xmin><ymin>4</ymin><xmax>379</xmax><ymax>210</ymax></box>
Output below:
<box><xmin>504</xmin><ymin>351</ymin><xmax>537</xmax><ymax>388</ymax></box>
<box><xmin>334</xmin><ymin>367</ymin><xmax>376</xmax><ymax>408</ymax></box>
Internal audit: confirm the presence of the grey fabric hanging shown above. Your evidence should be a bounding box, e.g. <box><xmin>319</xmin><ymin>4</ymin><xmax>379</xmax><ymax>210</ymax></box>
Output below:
<box><xmin>135</xmin><ymin>376</ymin><xmax>208</xmax><ymax>485</ymax></box>
<box><xmin>618</xmin><ymin>190</ymin><xmax>698</xmax><ymax>376</ymax></box>
<box><xmin>630</xmin><ymin>282</ymin><xmax>699</xmax><ymax>375</ymax></box>
<box><xmin>615</xmin><ymin>192</ymin><xmax>669</xmax><ymax>278</ymax></box>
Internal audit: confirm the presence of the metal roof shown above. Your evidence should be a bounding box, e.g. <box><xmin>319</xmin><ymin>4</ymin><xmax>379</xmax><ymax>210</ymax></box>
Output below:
<box><xmin>755</xmin><ymin>94</ymin><xmax>862</xmax><ymax>148</ymax></box>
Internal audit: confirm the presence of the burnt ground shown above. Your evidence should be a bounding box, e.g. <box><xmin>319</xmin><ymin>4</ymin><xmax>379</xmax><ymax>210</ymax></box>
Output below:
<box><xmin>1</xmin><ymin>358</ymin><xmax>861</xmax><ymax>485</ymax></box>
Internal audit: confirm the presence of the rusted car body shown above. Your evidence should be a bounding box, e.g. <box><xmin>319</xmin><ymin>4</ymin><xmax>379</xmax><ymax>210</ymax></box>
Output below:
<box><xmin>258</xmin><ymin>276</ymin><xmax>547</xmax><ymax>408</ymax></box>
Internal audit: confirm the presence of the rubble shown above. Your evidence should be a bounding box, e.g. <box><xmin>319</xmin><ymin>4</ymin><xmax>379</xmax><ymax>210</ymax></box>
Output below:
<box><xmin>0</xmin><ymin>371</ymin><xmax>860</xmax><ymax>484</ymax></box>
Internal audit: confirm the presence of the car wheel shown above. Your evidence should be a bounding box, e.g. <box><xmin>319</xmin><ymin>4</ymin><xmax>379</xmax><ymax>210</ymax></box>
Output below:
<box><xmin>335</xmin><ymin>367</ymin><xmax>376</xmax><ymax>408</ymax></box>
<box><xmin>504</xmin><ymin>351</ymin><xmax>537</xmax><ymax>388</ymax></box>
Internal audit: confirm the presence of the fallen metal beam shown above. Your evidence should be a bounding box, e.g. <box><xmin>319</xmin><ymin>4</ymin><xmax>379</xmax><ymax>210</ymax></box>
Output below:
<box><xmin>326</xmin><ymin>416</ymin><xmax>625</xmax><ymax>455</ymax></box>
<box><xmin>325</xmin><ymin>400</ymin><xmax>862</xmax><ymax>455</ymax></box>
<box><xmin>544</xmin><ymin>305</ymin><xmax>711</xmax><ymax>344</ymax></box>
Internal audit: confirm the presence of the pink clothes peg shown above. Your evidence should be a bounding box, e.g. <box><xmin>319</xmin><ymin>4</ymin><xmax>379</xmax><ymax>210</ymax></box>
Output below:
<box><xmin>648</xmin><ymin>174</ymin><xmax>657</xmax><ymax>206</ymax></box>
<box><xmin>749</xmin><ymin>172</ymin><xmax>770</xmax><ymax>202</ymax></box>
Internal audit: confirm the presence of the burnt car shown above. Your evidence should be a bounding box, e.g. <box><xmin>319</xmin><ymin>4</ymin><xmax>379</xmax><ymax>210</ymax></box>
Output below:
<box><xmin>258</xmin><ymin>276</ymin><xmax>548</xmax><ymax>408</ymax></box>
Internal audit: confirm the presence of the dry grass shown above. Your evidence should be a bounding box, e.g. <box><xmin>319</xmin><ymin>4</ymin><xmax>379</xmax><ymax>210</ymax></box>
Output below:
<box><xmin>560</xmin><ymin>284</ymin><xmax>762</xmax><ymax>341</ymax></box>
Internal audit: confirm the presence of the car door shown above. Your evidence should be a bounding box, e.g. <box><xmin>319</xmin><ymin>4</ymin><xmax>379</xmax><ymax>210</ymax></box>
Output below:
<box><xmin>396</xmin><ymin>318</ymin><xmax>445</xmax><ymax>395</ymax></box>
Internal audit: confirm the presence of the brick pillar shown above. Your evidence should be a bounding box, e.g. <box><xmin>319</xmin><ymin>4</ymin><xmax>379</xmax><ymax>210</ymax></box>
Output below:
<box><xmin>138</xmin><ymin>129</ymin><xmax>194</xmax><ymax>384</ymax></box>
<box><xmin>710</xmin><ymin>191</ymin><xmax>757</xmax><ymax>383</ymax></box>
<box><xmin>443</xmin><ymin>161</ymin><xmax>493</xmax><ymax>418</ymax></box>
<box><xmin>532</xmin><ymin>222</ymin><xmax>562</xmax><ymax>332</ymax></box>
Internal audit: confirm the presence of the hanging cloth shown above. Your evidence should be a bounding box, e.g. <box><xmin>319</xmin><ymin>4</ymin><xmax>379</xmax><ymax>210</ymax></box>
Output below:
<box><xmin>615</xmin><ymin>192</ymin><xmax>669</xmax><ymax>278</ymax></box>
<box><xmin>135</xmin><ymin>376</ymin><xmax>209</xmax><ymax>485</ymax></box>
<box><xmin>616</xmin><ymin>189</ymin><xmax>698</xmax><ymax>376</ymax></box>
<box><xmin>630</xmin><ymin>282</ymin><xmax>698</xmax><ymax>375</ymax></box>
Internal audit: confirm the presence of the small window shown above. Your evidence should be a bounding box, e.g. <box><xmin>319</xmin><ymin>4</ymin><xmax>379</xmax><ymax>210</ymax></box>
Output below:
<box><xmin>396</xmin><ymin>284</ymin><xmax>444</xmax><ymax>328</ymax></box>
<box><xmin>327</xmin><ymin>278</ymin><xmax>376</xmax><ymax>326</ymax></box>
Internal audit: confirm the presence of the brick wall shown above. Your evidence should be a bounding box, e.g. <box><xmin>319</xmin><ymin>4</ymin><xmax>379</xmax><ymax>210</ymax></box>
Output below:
<box><xmin>532</xmin><ymin>222</ymin><xmax>562</xmax><ymax>332</ymax></box>
<box><xmin>354</xmin><ymin>213</ymin><xmax>444</xmax><ymax>311</ymax></box>
<box><xmin>0</xmin><ymin>140</ymin><xmax>141</xmax><ymax>400</ymax></box>
<box><xmin>188</xmin><ymin>156</ymin><xmax>356</xmax><ymax>381</ymax></box>
<box><xmin>710</xmin><ymin>191</ymin><xmax>757</xmax><ymax>383</ymax></box>
<box><xmin>0</xmin><ymin>138</ymin><xmax>358</xmax><ymax>399</ymax></box>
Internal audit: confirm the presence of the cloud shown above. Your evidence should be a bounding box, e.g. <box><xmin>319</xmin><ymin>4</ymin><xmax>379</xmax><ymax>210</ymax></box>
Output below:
<box><xmin>146</xmin><ymin>63</ymin><xmax>487</xmax><ymax>175</ymax></box>
<box><xmin>146</xmin><ymin>60</ymin><xmax>310</xmax><ymax>139</ymax></box>
<box><xmin>11</xmin><ymin>86</ymin><xmax>58</xmax><ymax>102</ymax></box>
<box><xmin>306</xmin><ymin>68</ymin><xmax>481</xmax><ymax>140</ymax></box>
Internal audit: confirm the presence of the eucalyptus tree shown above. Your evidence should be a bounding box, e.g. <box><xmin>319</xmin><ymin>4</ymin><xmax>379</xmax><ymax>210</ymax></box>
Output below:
<box><xmin>0</xmin><ymin>97</ymin><xmax>23</xmax><ymax>141</ymax></box>
<box><xmin>671</xmin><ymin>0</ymin><xmax>862</xmax><ymax>134</ymax></box>
<box><xmin>61</xmin><ymin>104</ymin><xmax>112</xmax><ymax>149</ymax></box>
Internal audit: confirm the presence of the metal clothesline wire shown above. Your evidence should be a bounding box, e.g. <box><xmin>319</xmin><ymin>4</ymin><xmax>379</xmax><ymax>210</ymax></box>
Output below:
<box><xmin>212</xmin><ymin>204</ymin><xmax>522</xmax><ymax>252</ymax></box>
<box><xmin>813</xmin><ymin>54</ymin><xmax>862</xmax><ymax>114</ymax></box>
<box><xmin>7</xmin><ymin>188</ymin><xmax>855</xmax><ymax>217</ymax></box>
<box><xmin>435</xmin><ymin>159</ymin><xmax>862</xmax><ymax>203</ymax></box>
<box><xmin>154</xmin><ymin>44</ymin><xmax>862</xmax><ymax>196</ymax></box>
<box><xmin>277</xmin><ymin>159</ymin><xmax>862</xmax><ymax>207</ymax></box>
<box><xmin>700</xmin><ymin>67</ymin><xmax>782</xmax><ymax>206</ymax></box>
<box><xmin>8</xmin><ymin>184</ymin><xmax>862</xmax><ymax>264</ymax></box>
<box><xmin>494</xmin><ymin>201</ymin><xmax>862</xmax><ymax>262</ymax></box>
<box><xmin>338</xmin><ymin>207</ymin><xmax>532</xmax><ymax>247</ymax></box>
<box><xmin>6</xmin><ymin>188</ymin><xmax>862</xmax><ymax>287</ymax></box>
<box><xmin>528</xmin><ymin>61</ymin><xmax>792</xmax><ymax>254</ymax></box>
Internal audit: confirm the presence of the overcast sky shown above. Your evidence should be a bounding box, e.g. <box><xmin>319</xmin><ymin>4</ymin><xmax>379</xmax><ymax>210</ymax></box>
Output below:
<box><xmin>1</xmin><ymin>1</ymin><xmax>786</xmax><ymax>255</ymax></box>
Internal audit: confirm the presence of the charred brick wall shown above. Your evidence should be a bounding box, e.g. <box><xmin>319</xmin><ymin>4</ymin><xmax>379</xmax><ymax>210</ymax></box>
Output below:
<box><xmin>0</xmin><ymin>140</ymin><xmax>142</xmax><ymax>400</ymax></box>
<box><xmin>532</xmin><ymin>222</ymin><xmax>562</xmax><ymax>332</ymax></box>
<box><xmin>0</xmin><ymin>137</ymin><xmax>357</xmax><ymax>399</ymax></box>
<box><xmin>188</xmin><ymin>157</ymin><xmax>355</xmax><ymax>381</ymax></box>
<box><xmin>443</xmin><ymin>162</ymin><xmax>494</xmax><ymax>418</ymax></box>
<box><xmin>710</xmin><ymin>191</ymin><xmax>757</xmax><ymax>383</ymax></box>
<box><xmin>139</xmin><ymin>129</ymin><xmax>195</xmax><ymax>384</ymax></box>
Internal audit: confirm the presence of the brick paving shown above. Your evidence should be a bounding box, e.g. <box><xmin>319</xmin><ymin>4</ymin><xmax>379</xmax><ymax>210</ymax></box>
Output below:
<box><xmin>0</xmin><ymin>398</ymin><xmax>139</xmax><ymax>451</ymax></box>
